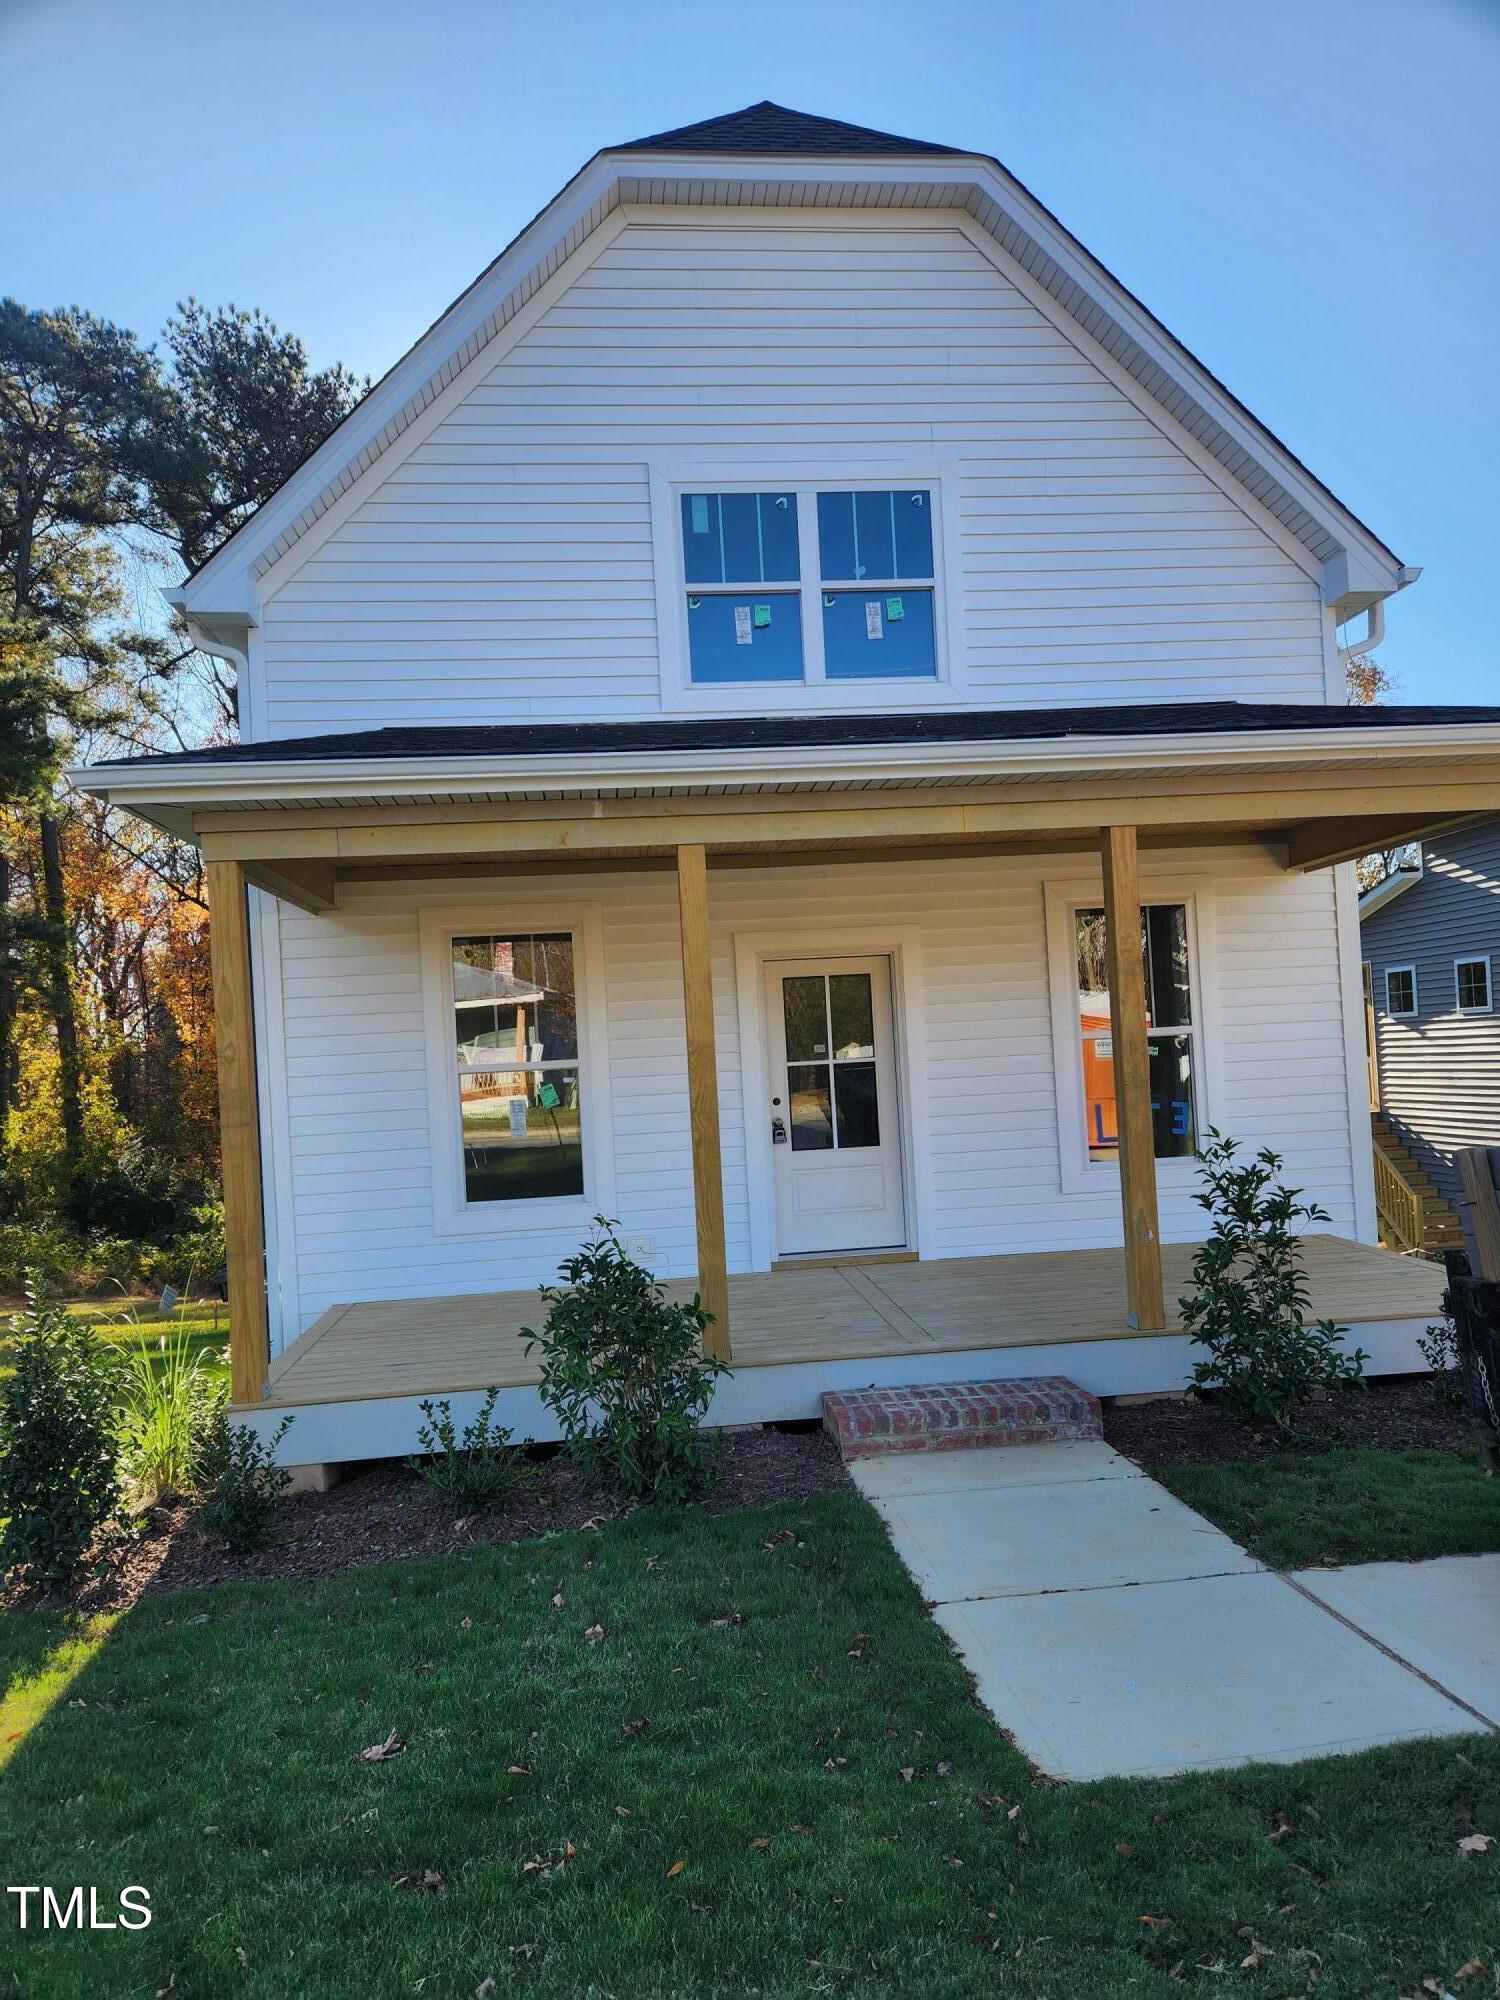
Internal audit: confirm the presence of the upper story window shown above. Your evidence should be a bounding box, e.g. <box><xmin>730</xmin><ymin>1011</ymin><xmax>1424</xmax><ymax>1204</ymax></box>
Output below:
<box><xmin>677</xmin><ymin>483</ymin><xmax>939</xmax><ymax>688</ymax></box>
<box><xmin>1385</xmin><ymin>964</ymin><xmax>1417</xmax><ymax>1017</ymax></box>
<box><xmin>1456</xmin><ymin>956</ymin><xmax>1492</xmax><ymax>1014</ymax></box>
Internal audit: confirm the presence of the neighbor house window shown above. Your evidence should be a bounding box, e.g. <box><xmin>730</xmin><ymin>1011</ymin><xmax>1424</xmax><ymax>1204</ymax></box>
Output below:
<box><xmin>1456</xmin><ymin>956</ymin><xmax>1492</xmax><ymax>1013</ymax></box>
<box><xmin>679</xmin><ymin>484</ymin><xmax>939</xmax><ymax>686</ymax></box>
<box><xmin>1385</xmin><ymin>965</ymin><xmax>1417</xmax><ymax>1017</ymax></box>
<box><xmin>451</xmin><ymin>934</ymin><xmax>583</xmax><ymax>1203</ymax></box>
<box><xmin>1075</xmin><ymin>904</ymin><xmax>1197</xmax><ymax>1163</ymax></box>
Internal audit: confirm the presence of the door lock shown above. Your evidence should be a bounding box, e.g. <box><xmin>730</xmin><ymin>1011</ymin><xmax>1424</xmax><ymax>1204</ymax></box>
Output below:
<box><xmin>771</xmin><ymin>1114</ymin><xmax>788</xmax><ymax>1145</ymax></box>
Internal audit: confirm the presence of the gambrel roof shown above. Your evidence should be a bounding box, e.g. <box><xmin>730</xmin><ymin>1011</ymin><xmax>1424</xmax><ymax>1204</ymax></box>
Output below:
<box><xmin>178</xmin><ymin>101</ymin><xmax>1410</xmax><ymax>630</ymax></box>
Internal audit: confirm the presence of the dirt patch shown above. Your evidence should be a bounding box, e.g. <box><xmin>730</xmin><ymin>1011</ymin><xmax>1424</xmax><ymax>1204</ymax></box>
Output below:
<box><xmin>6</xmin><ymin>1424</ymin><xmax>850</xmax><ymax>1615</ymax></box>
<box><xmin>1103</xmin><ymin>1376</ymin><xmax>1479</xmax><ymax>1470</ymax></box>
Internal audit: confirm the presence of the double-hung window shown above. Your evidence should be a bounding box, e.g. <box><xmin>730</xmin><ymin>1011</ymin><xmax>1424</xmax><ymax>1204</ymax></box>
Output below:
<box><xmin>1075</xmin><ymin>903</ymin><xmax>1198</xmax><ymax>1162</ymax></box>
<box><xmin>677</xmin><ymin>483</ymin><xmax>940</xmax><ymax>687</ymax></box>
<box><xmin>1456</xmin><ymin>956</ymin><xmax>1491</xmax><ymax>1013</ymax></box>
<box><xmin>451</xmin><ymin>933</ymin><xmax>583</xmax><ymax>1204</ymax></box>
<box><xmin>1385</xmin><ymin>964</ymin><xmax>1417</xmax><ymax>1018</ymax></box>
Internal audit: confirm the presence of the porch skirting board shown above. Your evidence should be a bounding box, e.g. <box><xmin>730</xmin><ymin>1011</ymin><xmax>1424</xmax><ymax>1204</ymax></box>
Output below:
<box><xmin>237</xmin><ymin>1315</ymin><xmax>1435</xmax><ymax>1465</ymax></box>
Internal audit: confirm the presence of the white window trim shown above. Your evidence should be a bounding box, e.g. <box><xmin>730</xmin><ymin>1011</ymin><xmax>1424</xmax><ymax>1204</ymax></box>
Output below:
<box><xmin>418</xmin><ymin>900</ymin><xmax>614</xmax><ymax>1238</ymax></box>
<box><xmin>648</xmin><ymin>457</ymin><xmax>968</xmax><ymax>714</ymax></box>
<box><xmin>1043</xmin><ymin>877</ymin><xmax>1222</xmax><ymax>1198</ymax></box>
<box><xmin>1455</xmin><ymin>954</ymin><xmax>1492</xmax><ymax>1015</ymax></box>
<box><xmin>1384</xmin><ymin>963</ymin><xmax>1418</xmax><ymax>1018</ymax></box>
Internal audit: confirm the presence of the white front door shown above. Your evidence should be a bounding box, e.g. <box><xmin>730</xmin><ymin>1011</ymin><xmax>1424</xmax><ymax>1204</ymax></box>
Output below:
<box><xmin>764</xmin><ymin>955</ymin><xmax>906</xmax><ymax>1256</ymax></box>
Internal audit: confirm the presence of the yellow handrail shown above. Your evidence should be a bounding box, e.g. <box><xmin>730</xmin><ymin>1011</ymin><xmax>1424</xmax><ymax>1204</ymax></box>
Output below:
<box><xmin>1372</xmin><ymin>1137</ymin><xmax>1425</xmax><ymax>1252</ymax></box>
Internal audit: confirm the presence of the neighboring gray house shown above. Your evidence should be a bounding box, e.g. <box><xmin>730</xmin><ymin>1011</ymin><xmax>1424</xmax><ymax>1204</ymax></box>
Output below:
<box><xmin>1362</xmin><ymin>821</ymin><xmax>1500</xmax><ymax>1213</ymax></box>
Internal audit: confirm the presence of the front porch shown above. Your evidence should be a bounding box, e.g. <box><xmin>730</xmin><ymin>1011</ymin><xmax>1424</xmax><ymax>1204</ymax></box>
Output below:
<box><xmin>251</xmin><ymin>1237</ymin><xmax>1444</xmax><ymax>1447</ymax></box>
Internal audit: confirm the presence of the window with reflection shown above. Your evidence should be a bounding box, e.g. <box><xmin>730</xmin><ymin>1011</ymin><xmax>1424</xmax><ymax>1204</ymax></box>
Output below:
<box><xmin>451</xmin><ymin>933</ymin><xmax>583</xmax><ymax>1202</ymax></box>
<box><xmin>1075</xmin><ymin>904</ymin><xmax>1197</xmax><ymax>1163</ymax></box>
<box><xmin>782</xmin><ymin>970</ymin><xmax>881</xmax><ymax>1152</ymax></box>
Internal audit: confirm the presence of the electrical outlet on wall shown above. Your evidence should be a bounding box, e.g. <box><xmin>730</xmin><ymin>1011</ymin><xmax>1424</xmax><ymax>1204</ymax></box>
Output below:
<box><xmin>623</xmin><ymin>1233</ymin><xmax>658</xmax><ymax>1269</ymax></box>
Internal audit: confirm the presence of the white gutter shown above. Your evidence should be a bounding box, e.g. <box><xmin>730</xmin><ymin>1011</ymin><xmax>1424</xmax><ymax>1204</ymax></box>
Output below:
<box><xmin>68</xmin><ymin>720</ymin><xmax>1500</xmax><ymax>813</ymax></box>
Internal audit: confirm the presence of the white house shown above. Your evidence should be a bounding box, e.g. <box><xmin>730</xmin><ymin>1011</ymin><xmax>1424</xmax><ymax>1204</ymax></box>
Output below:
<box><xmin>78</xmin><ymin>102</ymin><xmax>1500</xmax><ymax>1469</ymax></box>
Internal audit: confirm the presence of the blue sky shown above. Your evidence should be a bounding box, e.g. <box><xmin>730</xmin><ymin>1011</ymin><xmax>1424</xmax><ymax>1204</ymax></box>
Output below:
<box><xmin>3</xmin><ymin>0</ymin><xmax>1495</xmax><ymax>701</ymax></box>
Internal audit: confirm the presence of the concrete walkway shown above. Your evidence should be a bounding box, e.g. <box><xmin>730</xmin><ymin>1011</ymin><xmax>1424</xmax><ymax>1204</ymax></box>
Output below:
<box><xmin>851</xmin><ymin>1441</ymin><xmax>1495</xmax><ymax>1781</ymax></box>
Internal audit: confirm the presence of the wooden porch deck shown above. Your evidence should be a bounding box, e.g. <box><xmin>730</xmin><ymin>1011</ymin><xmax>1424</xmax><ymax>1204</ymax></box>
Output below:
<box><xmin>255</xmin><ymin>1236</ymin><xmax>1445</xmax><ymax>1411</ymax></box>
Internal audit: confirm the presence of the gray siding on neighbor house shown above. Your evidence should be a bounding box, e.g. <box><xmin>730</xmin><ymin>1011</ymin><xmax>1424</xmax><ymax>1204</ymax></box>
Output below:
<box><xmin>1361</xmin><ymin>822</ymin><xmax>1500</xmax><ymax>1203</ymax></box>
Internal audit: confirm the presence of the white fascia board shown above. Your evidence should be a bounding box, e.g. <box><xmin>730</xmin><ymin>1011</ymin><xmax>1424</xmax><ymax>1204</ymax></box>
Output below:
<box><xmin>1358</xmin><ymin>866</ymin><xmax>1422</xmax><ymax>917</ymax></box>
<box><xmin>68</xmin><ymin>721</ymin><xmax>1500</xmax><ymax>814</ymax></box>
<box><xmin>180</xmin><ymin>144</ymin><xmax>1404</xmax><ymax>614</ymax></box>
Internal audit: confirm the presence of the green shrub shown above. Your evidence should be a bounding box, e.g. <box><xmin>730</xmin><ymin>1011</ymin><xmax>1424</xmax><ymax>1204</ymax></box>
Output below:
<box><xmin>405</xmin><ymin>1389</ymin><xmax>533</xmax><ymax>1514</ymax></box>
<box><xmin>0</xmin><ymin>1277</ymin><xmax>122</xmax><ymax>1588</ymax></box>
<box><xmin>0</xmin><ymin>1221</ymin><xmax>81</xmax><ymax>1297</ymax></box>
<box><xmin>524</xmin><ymin>1217</ymin><xmax>729</xmax><ymax>1504</ymax></box>
<box><xmin>1181</xmin><ymin>1131</ymin><xmax>1367</xmax><ymax>1426</ymax></box>
<box><xmin>117</xmin><ymin>1325</ymin><xmax>226</xmax><ymax>1506</ymax></box>
<box><xmin>1417</xmin><ymin>1317</ymin><xmax>1467</xmax><ymax>1406</ymax></box>
<box><xmin>199</xmin><ymin>1409</ymin><xmax>293</xmax><ymax>1554</ymax></box>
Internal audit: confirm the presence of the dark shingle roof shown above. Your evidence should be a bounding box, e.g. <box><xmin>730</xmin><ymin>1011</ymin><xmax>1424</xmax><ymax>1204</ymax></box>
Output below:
<box><xmin>91</xmin><ymin>702</ymin><xmax>1500</xmax><ymax>773</ymax></box>
<box><xmin>609</xmin><ymin>100</ymin><xmax>963</xmax><ymax>158</ymax></box>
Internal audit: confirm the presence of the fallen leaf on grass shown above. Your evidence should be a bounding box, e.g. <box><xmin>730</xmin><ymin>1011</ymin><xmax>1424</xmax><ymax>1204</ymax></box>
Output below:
<box><xmin>357</xmin><ymin>1730</ymin><xmax>406</xmax><ymax>1763</ymax></box>
<box><xmin>1114</xmin><ymin>1843</ymin><xmax>1136</xmax><ymax>1858</ymax></box>
<box><xmin>1454</xmin><ymin>1962</ymin><xmax>1487</xmax><ymax>1983</ymax></box>
<box><xmin>585</xmin><ymin>1623</ymin><xmax>606</xmax><ymax>1643</ymax></box>
<box><xmin>709</xmin><ymin>1612</ymin><xmax>743</xmax><ymax>1629</ymax></box>
<box><xmin>936</xmin><ymin>1761</ymin><xmax>953</xmax><ymax>1777</ymax></box>
<box><xmin>1267</xmin><ymin>1812</ymin><xmax>1294</xmax><ymax>1845</ymax></box>
<box><xmin>476</xmin><ymin>1980</ymin><xmax>495</xmax><ymax>1999</ymax></box>
<box><xmin>750</xmin><ymin>1836</ymin><xmax>771</xmax><ymax>1851</ymax></box>
<box><xmin>1139</xmin><ymin>1915</ymin><xmax>1173</xmax><ymax>1931</ymax></box>
<box><xmin>506</xmin><ymin>1764</ymin><xmax>532</xmax><ymax>1777</ymax></box>
<box><xmin>899</xmin><ymin>1767</ymin><xmax>915</xmax><ymax>1783</ymax></box>
<box><xmin>666</xmin><ymin>1860</ymin><xmax>685</xmax><ymax>1878</ymax></box>
<box><xmin>393</xmin><ymin>1869</ymin><xmax>443</xmax><ymax>1893</ymax></box>
<box><xmin>550</xmin><ymin>1590</ymin><xmax>564</xmax><ymax>1609</ymax></box>
<box><xmin>620</xmin><ymin>1717</ymin><xmax>649</xmax><ymax>1738</ymax></box>
<box><xmin>460</xmin><ymin>1616</ymin><xmax>473</xmax><ymax>1630</ymax></box>
<box><xmin>614</xmin><ymin>1805</ymin><xmax>630</xmax><ymax>1818</ymax></box>
<box><xmin>1458</xmin><ymin>1834</ymin><xmax>1494</xmax><ymax>1856</ymax></box>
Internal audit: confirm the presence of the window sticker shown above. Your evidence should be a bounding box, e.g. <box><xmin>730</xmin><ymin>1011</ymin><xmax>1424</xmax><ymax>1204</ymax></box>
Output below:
<box><xmin>734</xmin><ymin>604</ymin><xmax>753</xmax><ymax>646</ymax></box>
<box><xmin>886</xmin><ymin>595</ymin><xmax>905</xmax><ymax>622</ymax></box>
<box><xmin>865</xmin><ymin>599</ymin><xmax>883</xmax><ymax>641</ymax></box>
<box><xmin>690</xmin><ymin>493</ymin><xmax>710</xmax><ymax>534</ymax></box>
<box><xmin>753</xmin><ymin>602</ymin><xmax>772</xmax><ymax>628</ymax></box>
<box><xmin>537</xmin><ymin>1080</ymin><xmax>561</xmax><ymax>1110</ymax></box>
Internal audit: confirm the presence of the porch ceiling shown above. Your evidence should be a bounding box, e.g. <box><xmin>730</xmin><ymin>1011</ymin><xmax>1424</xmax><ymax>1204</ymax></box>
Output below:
<box><xmin>251</xmin><ymin>1236</ymin><xmax>1445</xmax><ymax>1412</ymax></box>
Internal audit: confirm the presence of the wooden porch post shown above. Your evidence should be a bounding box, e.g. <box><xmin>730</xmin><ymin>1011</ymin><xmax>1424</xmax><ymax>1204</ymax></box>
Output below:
<box><xmin>675</xmin><ymin>843</ymin><xmax>731</xmax><ymax>1361</ymax></box>
<box><xmin>205</xmin><ymin>860</ymin><xmax>271</xmax><ymax>1402</ymax></box>
<box><xmin>1100</xmin><ymin>825</ymin><xmax>1166</xmax><ymax>1331</ymax></box>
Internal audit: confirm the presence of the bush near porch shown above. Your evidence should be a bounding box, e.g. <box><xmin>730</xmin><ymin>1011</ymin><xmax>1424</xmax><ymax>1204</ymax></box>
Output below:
<box><xmin>3</xmin><ymin>1493</ymin><xmax>1498</xmax><ymax>1999</ymax></box>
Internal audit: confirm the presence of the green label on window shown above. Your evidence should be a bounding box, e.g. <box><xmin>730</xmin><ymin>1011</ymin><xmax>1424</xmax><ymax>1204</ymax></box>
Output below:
<box><xmin>538</xmin><ymin>1081</ymin><xmax>561</xmax><ymax>1109</ymax></box>
<box><xmin>752</xmin><ymin>602</ymin><xmax>772</xmax><ymax>628</ymax></box>
<box><xmin>886</xmin><ymin>595</ymin><xmax>905</xmax><ymax>621</ymax></box>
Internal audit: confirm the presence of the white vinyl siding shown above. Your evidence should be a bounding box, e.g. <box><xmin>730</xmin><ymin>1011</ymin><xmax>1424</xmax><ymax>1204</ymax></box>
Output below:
<box><xmin>255</xmin><ymin>216</ymin><xmax>1328</xmax><ymax>734</ymax></box>
<box><xmin>259</xmin><ymin>843</ymin><xmax>1359</xmax><ymax>1343</ymax></box>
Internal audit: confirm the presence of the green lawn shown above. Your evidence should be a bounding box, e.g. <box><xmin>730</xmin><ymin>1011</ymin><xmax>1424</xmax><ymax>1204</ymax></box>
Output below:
<box><xmin>0</xmin><ymin>1297</ymin><xmax>229</xmax><ymax>1391</ymax></box>
<box><xmin>3</xmin><ymin>1492</ymin><xmax>1498</xmax><ymax>1998</ymax></box>
<box><xmin>1160</xmin><ymin>1445</ymin><xmax>1500</xmax><ymax>1570</ymax></box>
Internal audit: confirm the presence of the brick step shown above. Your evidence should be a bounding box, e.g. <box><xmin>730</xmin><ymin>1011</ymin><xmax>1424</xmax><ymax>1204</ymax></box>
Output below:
<box><xmin>820</xmin><ymin>1377</ymin><xmax>1102</xmax><ymax>1461</ymax></box>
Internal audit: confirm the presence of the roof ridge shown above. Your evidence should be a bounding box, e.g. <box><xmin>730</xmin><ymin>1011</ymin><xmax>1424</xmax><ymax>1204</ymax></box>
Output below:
<box><xmin>608</xmin><ymin>100</ymin><xmax>963</xmax><ymax>158</ymax></box>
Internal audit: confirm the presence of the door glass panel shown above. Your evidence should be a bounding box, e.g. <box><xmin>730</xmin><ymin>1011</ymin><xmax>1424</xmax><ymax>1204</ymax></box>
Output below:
<box><xmin>782</xmin><ymin>976</ymin><xmax>829</xmax><ymax>1062</ymax></box>
<box><xmin>460</xmin><ymin>1066</ymin><xmax>583</xmax><ymax>1203</ymax></box>
<box><xmin>828</xmin><ymin>973</ymin><xmax>875</xmax><ymax>1058</ymax></box>
<box><xmin>834</xmin><ymin>1062</ymin><xmax>880</xmax><ymax>1148</ymax></box>
<box><xmin>787</xmin><ymin>1064</ymin><xmax>833</xmax><ymax>1150</ymax></box>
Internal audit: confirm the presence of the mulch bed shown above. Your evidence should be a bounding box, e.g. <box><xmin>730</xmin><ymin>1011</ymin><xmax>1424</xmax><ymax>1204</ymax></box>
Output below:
<box><xmin>7</xmin><ymin>1425</ymin><xmax>851</xmax><ymax>1616</ymax></box>
<box><xmin>1103</xmin><ymin>1376</ymin><xmax>1478</xmax><ymax>1470</ymax></box>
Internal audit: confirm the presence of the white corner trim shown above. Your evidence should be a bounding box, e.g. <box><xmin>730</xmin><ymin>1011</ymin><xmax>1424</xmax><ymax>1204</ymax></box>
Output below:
<box><xmin>731</xmin><ymin>923</ymin><xmax>933</xmax><ymax>1272</ymax></box>
<box><xmin>248</xmin><ymin>886</ymin><xmax>298</xmax><ymax>1351</ymax></box>
<box><xmin>416</xmin><ymin>898</ymin><xmax>615</xmax><ymax>1238</ymax></box>
<box><xmin>1333</xmin><ymin>863</ymin><xmax>1379</xmax><ymax>1243</ymax></box>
